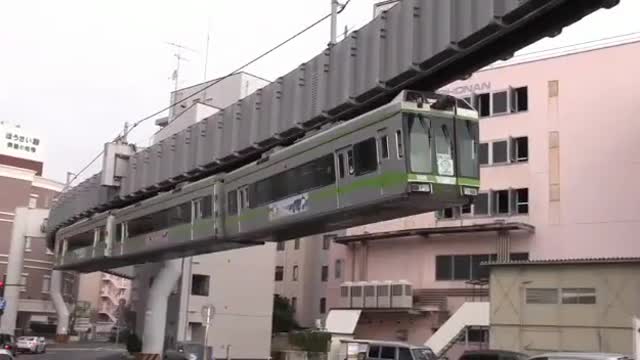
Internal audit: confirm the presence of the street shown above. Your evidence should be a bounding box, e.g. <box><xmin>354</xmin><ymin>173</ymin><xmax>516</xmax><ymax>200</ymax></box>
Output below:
<box><xmin>17</xmin><ymin>349</ymin><xmax>126</xmax><ymax>360</ymax></box>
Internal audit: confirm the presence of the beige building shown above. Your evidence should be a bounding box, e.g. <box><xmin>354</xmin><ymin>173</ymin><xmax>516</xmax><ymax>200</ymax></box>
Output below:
<box><xmin>274</xmin><ymin>233</ymin><xmax>340</xmax><ymax>328</ymax></box>
<box><xmin>488</xmin><ymin>258</ymin><xmax>640</xmax><ymax>355</ymax></box>
<box><xmin>76</xmin><ymin>272</ymin><xmax>131</xmax><ymax>324</ymax></box>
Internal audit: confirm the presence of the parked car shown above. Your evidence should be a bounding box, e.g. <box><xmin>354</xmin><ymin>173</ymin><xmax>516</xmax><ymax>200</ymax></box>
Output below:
<box><xmin>17</xmin><ymin>336</ymin><xmax>46</xmax><ymax>354</ymax></box>
<box><xmin>0</xmin><ymin>334</ymin><xmax>16</xmax><ymax>357</ymax></box>
<box><xmin>0</xmin><ymin>349</ymin><xmax>14</xmax><ymax>360</ymax></box>
<box><xmin>528</xmin><ymin>353</ymin><xmax>632</xmax><ymax>360</ymax></box>
<box><xmin>339</xmin><ymin>339</ymin><xmax>437</xmax><ymax>360</ymax></box>
<box><xmin>459</xmin><ymin>350</ymin><xmax>529</xmax><ymax>360</ymax></box>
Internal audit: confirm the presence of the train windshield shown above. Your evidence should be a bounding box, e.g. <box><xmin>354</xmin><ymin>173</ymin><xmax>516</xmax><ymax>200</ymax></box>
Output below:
<box><xmin>456</xmin><ymin>119</ymin><xmax>479</xmax><ymax>179</ymax></box>
<box><xmin>407</xmin><ymin>114</ymin><xmax>455</xmax><ymax>176</ymax></box>
<box><xmin>408</xmin><ymin>114</ymin><xmax>433</xmax><ymax>174</ymax></box>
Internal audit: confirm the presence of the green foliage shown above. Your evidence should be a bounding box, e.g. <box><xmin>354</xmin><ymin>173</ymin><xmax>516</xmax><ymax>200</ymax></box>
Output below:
<box><xmin>288</xmin><ymin>330</ymin><xmax>331</xmax><ymax>353</ymax></box>
<box><xmin>272</xmin><ymin>295</ymin><xmax>299</xmax><ymax>333</ymax></box>
<box><xmin>126</xmin><ymin>333</ymin><xmax>142</xmax><ymax>354</ymax></box>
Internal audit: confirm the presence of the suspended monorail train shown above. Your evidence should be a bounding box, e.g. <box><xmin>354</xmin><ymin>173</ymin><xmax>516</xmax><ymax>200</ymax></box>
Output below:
<box><xmin>54</xmin><ymin>90</ymin><xmax>479</xmax><ymax>271</ymax></box>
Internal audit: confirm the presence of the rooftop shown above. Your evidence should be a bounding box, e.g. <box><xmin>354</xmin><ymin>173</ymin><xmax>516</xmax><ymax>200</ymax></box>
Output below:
<box><xmin>485</xmin><ymin>257</ymin><xmax>640</xmax><ymax>267</ymax></box>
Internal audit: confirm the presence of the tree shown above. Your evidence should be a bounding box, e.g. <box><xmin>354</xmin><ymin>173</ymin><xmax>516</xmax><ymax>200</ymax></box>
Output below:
<box><xmin>272</xmin><ymin>295</ymin><xmax>299</xmax><ymax>333</ymax></box>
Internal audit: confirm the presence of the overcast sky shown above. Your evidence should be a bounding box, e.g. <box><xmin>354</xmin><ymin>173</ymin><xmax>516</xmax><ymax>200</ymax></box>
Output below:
<box><xmin>1</xmin><ymin>0</ymin><xmax>638</xmax><ymax>183</ymax></box>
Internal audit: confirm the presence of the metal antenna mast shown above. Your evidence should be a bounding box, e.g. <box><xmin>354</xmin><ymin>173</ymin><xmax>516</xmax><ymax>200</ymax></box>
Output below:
<box><xmin>166</xmin><ymin>42</ymin><xmax>197</xmax><ymax>91</ymax></box>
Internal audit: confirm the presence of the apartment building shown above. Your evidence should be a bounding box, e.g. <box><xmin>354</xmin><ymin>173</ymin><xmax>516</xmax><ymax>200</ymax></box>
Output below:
<box><xmin>0</xmin><ymin>122</ymin><xmax>76</xmax><ymax>333</ymax></box>
<box><xmin>274</xmin><ymin>233</ymin><xmax>343</xmax><ymax>328</ymax></box>
<box><xmin>77</xmin><ymin>272</ymin><xmax>131</xmax><ymax>324</ymax></box>
<box><xmin>323</xmin><ymin>36</ymin><xmax>640</xmax><ymax>355</ymax></box>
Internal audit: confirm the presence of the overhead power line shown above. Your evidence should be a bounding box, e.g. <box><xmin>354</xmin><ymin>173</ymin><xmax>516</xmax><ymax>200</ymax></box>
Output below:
<box><xmin>62</xmin><ymin>1</ymin><xmax>353</xmax><ymax>192</ymax></box>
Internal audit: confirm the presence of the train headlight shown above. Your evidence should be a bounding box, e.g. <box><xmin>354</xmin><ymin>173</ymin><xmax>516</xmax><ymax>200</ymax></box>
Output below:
<box><xmin>462</xmin><ymin>187</ymin><xmax>478</xmax><ymax>196</ymax></box>
<box><xmin>410</xmin><ymin>183</ymin><xmax>432</xmax><ymax>193</ymax></box>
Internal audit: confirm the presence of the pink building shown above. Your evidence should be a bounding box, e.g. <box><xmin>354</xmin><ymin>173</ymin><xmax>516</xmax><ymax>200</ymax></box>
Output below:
<box><xmin>324</xmin><ymin>37</ymin><xmax>640</xmax><ymax>355</ymax></box>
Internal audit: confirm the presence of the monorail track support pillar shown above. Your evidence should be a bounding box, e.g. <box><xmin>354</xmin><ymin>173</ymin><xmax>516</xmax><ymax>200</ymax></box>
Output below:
<box><xmin>141</xmin><ymin>259</ymin><xmax>182</xmax><ymax>358</ymax></box>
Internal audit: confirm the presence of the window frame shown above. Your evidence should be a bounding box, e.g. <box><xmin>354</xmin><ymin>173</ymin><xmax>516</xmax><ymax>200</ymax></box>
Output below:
<box><xmin>335</xmin><ymin>259</ymin><xmax>343</xmax><ymax>279</ymax></box>
<box><xmin>491</xmin><ymin>140</ymin><xmax>509</xmax><ymax>165</ymax></box>
<box><xmin>292</xmin><ymin>265</ymin><xmax>299</xmax><ymax>281</ymax></box>
<box><xmin>319</xmin><ymin>297</ymin><xmax>327</xmax><ymax>314</ymax></box>
<box><xmin>473</xmin><ymin>192</ymin><xmax>490</xmax><ymax>216</ymax></box>
<box><xmin>491</xmin><ymin>90</ymin><xmax>510</xmax><ymax>116</ymax></box>
<box><xmin>321</xmin><ymin>265</ymin><xmax>329</xmax><ymax>282</ymax></box>
<box><xmin>379</xmin><ymin>133</ymin><xmax>390</xmax><ymax>160</ymax></box>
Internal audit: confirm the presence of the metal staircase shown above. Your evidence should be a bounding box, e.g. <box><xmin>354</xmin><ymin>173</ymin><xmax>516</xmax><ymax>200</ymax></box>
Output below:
<box><xmin>425</xmin><ymin>302</ymin><xmax>489</xmax><ymax>357</ymax></box>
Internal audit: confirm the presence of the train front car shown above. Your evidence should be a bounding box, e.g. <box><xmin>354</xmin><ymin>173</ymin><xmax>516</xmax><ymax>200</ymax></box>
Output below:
<box><xmin>403</xmin><ymin>91</ymin><xmax>479</xmax><ymax>209</ymax></box>
<box><xmin>224</xmin><ymin>90</ymin><xmax>480</xmax><ymax>243</ymax></box>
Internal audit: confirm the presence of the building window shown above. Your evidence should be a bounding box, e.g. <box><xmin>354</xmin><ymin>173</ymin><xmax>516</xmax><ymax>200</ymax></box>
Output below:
<box><xmin>476</xmin><ymin>93</ymin><xmax>491</xmax><ymax>117</ymax></box>
<box><xmin>335</xmin><ymin>259</ymin><xmax>343</xmax><ymax>279</ymax></box>
<box><xmin>24</xmin><ymin>237</ymin><xmax>32</xmax><ymax>252</ymax></box>
<box><xmin>321</xmin><ymin>266</ymin><xmax>329</xmax><ymax>282</ymax></box>
<box><xmin>512</xmin><ymin>137</ymin><xmax>529</xmax><ymax>162</ymax></box>
<box><xmin>471</xmin><ymin>254</ymin><xmax>490</xmax><ymax>280</ymax></box>
<box><xmin>509</xmin><ymin>253</ymin><xmax>529</xmax><ymax>261</ymax></box>
<box><xmin>435</xmin><ymin>256</ymin><xmax>452</xmax><ymax>281</ymax></box>
<box><xmin>277</xmin><ymin>242</ymin><xmax>285</xmax><ymax>251</ymax></box>
<box><xmin>492</xmin><ymin>91</ymin><xmax>508</xmax><ymax>115</ymax></box>
<box><xmin>42</xmin><ymin>276</ymin><xmax>51</xmax><ymax>293</ymax></box>
<box><xmin>28</xmin><ymin>194</ymin><xmax>38</xmax><ymax>209</ymax></box>
<box><xmin>479</xmin><ymin>143</ymin><xmax>489</xmax><ymax>165</ymax></box>
<box><xmin>191</xmin><ymin>274</ymin><xmax>210</xmax><ymax>296</ymax></box>
<box><xmin>20</xmin><ymin>273</ymin><xmax>28</xmax><ymax>292</ymax></box>
<box><xmin>436</xmin><ymin>254</ymin><xmax>496</xmax><ymax>281</ymax></box>
<box><xmin>474</xmin><ymin>193</ymin><xmax>489</xmax><ymax>216</ymax></box>
<box><xmin>493</xmin><ymin>190</ymin><xmax>510</xmax><ymax>215</ymax></box>
<box><xmin>319</xmin><ymin>297</ymin><xmax>326</xmax><ymax>314</ymax></box>
<box><xmin>453</xmin><ymin>255</ymin><xmax>471</xmax><ymax>280</ymax></box>
<box><xmin>511</xmin><ymin>86</ymin><xmax>529</xmax><ymax>112</ymax></box>
<box><xmin>379</xmin><ymin>135</ymin><xmax>389</xmax><ymax>159</ymax></box>
<box><xmin>294</xmin><ymin>238</ymin><xmax>300</xmax><ymax>250</ymax></box>
<box><xmin>353</xmin><ymin>138</ymin><xmax>378</xmax><ymax>176</ymax></box>
<box><xmin>436</xmin><ymin>207</ymin><xmax>458</xmax><ymax>220</ymax></box>
<box><xmin>292</xmin><ymin>266</ymin><xmax>299</xmax><ymax>281</ymax></box>
<box><xmin>492</xmin><ymin>141</ymin><xmax>508</xmax><ymax>164</ymax></box>
<box><xmin>461</xmin><ymin>203</ymin><xmax>472</xmax><ymax>215</ymax></box>
<box><xmin>291</xmin><ymin>297</ymin><xmax>297</xmax><ymax>312</ymax></box>
<box><xmin>526</xmin><ymin>288</ymin><xmax>559</xmax><ymax>304</ymax></box>
<box><xmin>275</xmin><ymin>266</ymin><xmax>284</xmax><ymax>281</ymax></box>
<box><xmin>322</xmin><ymin>234</ymin><xmax>334</xmax><ymax>250</ymax></box>
<box><xmin>515</xmin><ymin>188</ymin><xmax>529</xmax><ymax>214</ymax></box>
<box><xmin>338</xmin><ymin>153</ymin><xmax>345</xmax><ymax>178</ymax></box>
<box><xmin>561</xmin><ymin>288</ymin><xmax>596</xmax><ymax>304</ymax></box>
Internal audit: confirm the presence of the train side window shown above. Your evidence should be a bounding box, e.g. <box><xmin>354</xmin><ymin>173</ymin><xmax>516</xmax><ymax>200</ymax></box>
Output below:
<box><xmin>395</xmin><ymin>130</ymin><xmax>404</xmax><ymax>158</ymax></box>
<box><xmin>379</xmin><ymin>135</ymin><xmax>389</xmax><ymax>159</ymax></box>
<box><xmin>347</xmin><ymin>150</ymin><xmax>354</xmax><ymax>175</ymax></box>
<box><xmin>228</xmin><ymin>190</ymin><xmax>238</xmax><ymax>215</ymax></box>
<box><xmin>353</xmin><ymin>138</ymin><xmax>378</xmax><ymax>176</ymax></box>
<box><xmin>238</xmin><ymin>186</ymin><xmax>249</xmax><ymax>210</ymax></box>
<box><xmin>337</xmin><ymin>153</ymin><xmax>345</xmax><ymax>178</ymax></box>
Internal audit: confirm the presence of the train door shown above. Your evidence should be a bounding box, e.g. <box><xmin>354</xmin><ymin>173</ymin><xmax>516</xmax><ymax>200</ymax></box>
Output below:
<box><xmin>335</xmin><ymin>145</ymin><xmax>355</xmax><ymax>208</ymax></box>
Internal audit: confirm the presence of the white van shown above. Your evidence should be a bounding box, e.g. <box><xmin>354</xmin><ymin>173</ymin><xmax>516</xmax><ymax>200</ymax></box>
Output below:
<box><xmin>339</xmin><ymin>339</ymin><xmax>436</xmax><ymax>360</ymax></box>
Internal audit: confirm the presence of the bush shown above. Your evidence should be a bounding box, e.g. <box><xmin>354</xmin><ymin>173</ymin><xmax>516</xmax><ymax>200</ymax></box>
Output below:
<box><xmin>289</xmin><ymin>330</ymin><xmax>331</xmax><ymax>353</ymax></box>
<box><xmin>126</xmin><ymin>333</ymin><xmax>142</xmax><ymax>354</ymax></box>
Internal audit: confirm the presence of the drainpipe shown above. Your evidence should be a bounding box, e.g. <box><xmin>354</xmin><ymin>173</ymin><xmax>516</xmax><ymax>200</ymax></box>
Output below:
<box><xmin>50</xmin><ymin>270</ymin><xmax>70</xmax><ymax>340</ymax></box>
<box><xmin>141</xmin><ymin>259</ymin><xmax>182</xmax><ymax>356</ymax></box>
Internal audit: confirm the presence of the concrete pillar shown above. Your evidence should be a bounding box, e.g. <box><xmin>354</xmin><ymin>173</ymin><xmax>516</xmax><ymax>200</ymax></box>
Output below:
<box><xmin>0</xmin><ymin>208</ymin><xmax>28</xmax><ymax>334</ymax></box>
<box><xmin>50</xmin><ymin>270</ymin><xmax>70</xmax><ymax>341</ymax></box>
<box><xmin>141</xmin><ymin>259</ymin><xmax>182</xmax><ymax>357</ymax></box>
<box><xmin>177</xmin><ymin>257</ymin><xmax>193</xmax><ymax>342</ymax></box>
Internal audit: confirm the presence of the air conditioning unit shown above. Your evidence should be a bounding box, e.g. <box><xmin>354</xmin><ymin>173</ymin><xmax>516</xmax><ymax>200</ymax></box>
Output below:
<box><xmin>351</xmin><ymin>282</ymin><xmax>365</xmax><ymax>308</ymax></box>
<box><xmin>377</xmin><ymin>281</ymin><xmax>392</xmax><ymax>308</ymax></box>
<box><xmin>391</xmin><ymin>280</ymin><xmax>413</xmax><ymax>308</ymax></box>
<box><xmin>364</xmin><ymin>281</ymin><xmax>379</xmax><ymax>308</ymax></box>
<box><xmin>339</xmin><ymin>282</ymin><xmax>352</xmax><ymax>308</ymax></box>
